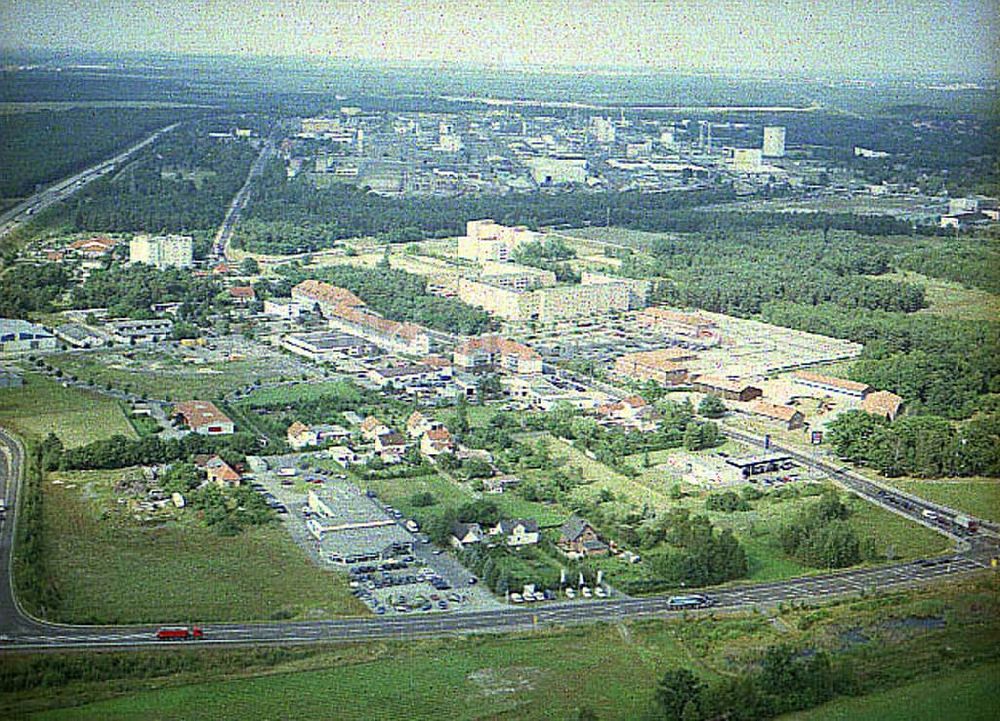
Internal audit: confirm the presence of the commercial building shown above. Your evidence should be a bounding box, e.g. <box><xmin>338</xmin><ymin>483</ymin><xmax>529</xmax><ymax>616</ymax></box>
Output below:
<box><xmin>290</xmin><ymin>280</ymin><xmax>364</xmax><ymax>316</ymax></box>
<box><xmin>172</xmin><ymin>401</ymin><xmax>234</xmax><ymax>435</ymax></box>
<box><xmin>792</xmin><ymin>371</ymin><xmax>872</xmax><ymax>400</ymax></box>
<box><xmin>762</xmin><ymin>126</ymin><xmax>786</xmax><ymax>157</ymax></box>
<box><xmin>105</xmin><ymin>318</ymin><xmax>173</xmax><ymax>345</ymax></box>
<box><xmin>526</xmin><ymin>154</ymin><xmax>587</xmax><ymax>185</ymax></box>
<box><xmin>306</xmin><ymin>486</ymin><xmax>414</xmax><ymax>565</ymax></box>
<box><xmin>453</xmin><ymin>335</ymin><xmax>543</xmax><ymax>375</ymax></box>
<box><xmin>690</xmin><ymin>375</ymin><xmax>763</xmax><ymax>402</ymax></box>
<box><xmin>457</xmin><ymin>220</ymin><xmax>539</xmax><ymax>263</ymax></box>
<box><xmin>280</xmin><ymin>331</ymin><xmax>376</xmax><ymax>362</ymax></box>
<box><xmin>0</xmin><ymin>319</ymin><xmax>57</xmax><ymax>354</ymax></box>
<box><xmin>128</xmin><ymin>234</ymin><xmax>193</xmax><ymax>269</ymax></box>
<box><xmin>612</xmin><ymin>348</ymin><xmax>692</xmax><ymax>385</ymax></box>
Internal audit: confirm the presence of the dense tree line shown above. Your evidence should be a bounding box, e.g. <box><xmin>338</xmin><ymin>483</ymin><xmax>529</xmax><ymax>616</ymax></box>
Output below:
<box><xmin>58</xmin><ymin>432</ymin><xmax>262</xmax><ymax>472</ymax></box>
<box><xmin>644</xmin><ymin>508</ymin><xmax>750</xmax><ymax>588</ymax></box>
<box><xmin>654</xmin><ymin>645</ymin><xmax>837</xmax><ymax>721</ymax></box>
<box><xmin>0</xmin><ymin>107</ymin><xmax>200</xmax><ymax>198</ymax></box>
<box><xmin>71</xmin><ymin>265</ymin><xmax>226</xmax><ymax>323</ymax></box>
<box><xmin>760</xmin><ymin>301</ymin><xmax>999</xmax><ymax>420</ymax></box>
<box><xmin>828</xmin><ymin>410</ymin><xmax>1000</xmax><ymax>478</ymax></box>
<box><xmin>895</xmin><ymin>238</ymin><xmax>1000</xmax><ymax>295</ymax></box>
<box><xmin>49</xmin><ymin>122</ymin><xmax>257</xmax><ymax>233</ymax></box>
<box><xmin>280</xmin><ymin>264</ymin><xmax>494</xmax><ymax>335</ymax></box>
<box><xmin>0</xmin><ymin>262</ymin><xmax>71</xmax><ymax>317</ymax></box>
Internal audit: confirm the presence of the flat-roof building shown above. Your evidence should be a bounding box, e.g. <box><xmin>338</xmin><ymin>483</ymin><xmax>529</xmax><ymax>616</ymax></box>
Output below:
<box><xmin>129</xmin><ymin>234</ymin><xmax>193</xmax><ymax>269</ymax></box>
<box><xmin>307</xmin><ymin>486</ymin><xmax>414</xmax><ymax>565</ymax></box>
<box><xmin>0</xmin><ymin>319</ymin><xmax>57</xmax><ymax>355</ymax></box>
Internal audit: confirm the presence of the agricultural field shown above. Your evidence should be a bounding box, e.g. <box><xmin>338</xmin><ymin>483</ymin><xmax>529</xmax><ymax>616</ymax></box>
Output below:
<box><xmin>37</xmin><ymin>470</ymin><xmax>367</xmax><ymax>623</ymax></box>
<box><xmin>0</xmin><ymin>372</ymin><xmax>136</xmax><ymax>447</ymax></box>
<box><xmin>9</xmin><ymin>576</ymin><xmax>998</xmax><ymax>721</ymax></box>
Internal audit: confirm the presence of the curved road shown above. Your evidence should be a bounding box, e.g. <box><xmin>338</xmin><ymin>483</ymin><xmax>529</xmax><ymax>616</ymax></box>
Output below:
<box><xmin>0</xmin><ymin>426</ymin><xmax>995</xmax><ymax>651</ymax></box>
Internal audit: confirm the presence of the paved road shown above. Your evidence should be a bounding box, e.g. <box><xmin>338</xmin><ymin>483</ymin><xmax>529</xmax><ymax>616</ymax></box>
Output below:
<box><xmin>213</xmin><ymin>138</ymin><xmax>276</xmax><ymax>260</ymax></box>
<box><xmin>0</xmin><ymin>124</ymin><xmax>181</xmax><ymax>240</ymax></box>
<box><xmin>0</xmin><ymin>426</ymin><xmax>995</xmax><ymax>652</ymax></box>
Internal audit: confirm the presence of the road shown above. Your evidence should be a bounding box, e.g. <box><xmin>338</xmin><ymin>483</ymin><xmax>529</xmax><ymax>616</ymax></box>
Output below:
<box><xmin>0</xmin><ymin>123</ymin><xmax>181</xmax><ymax>240</ymax></box>
<box><xmin>212</xmin><ymin>137</ymin><xmax>277</xmax><ymax>260</ymax></box>
<box><xmin>0</xmin><ymin>425</ymin><xmax>995</xmax><ymax>652</ymax></box>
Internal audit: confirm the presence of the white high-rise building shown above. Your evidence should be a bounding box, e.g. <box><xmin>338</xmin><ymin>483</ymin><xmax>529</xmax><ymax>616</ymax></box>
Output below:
<box><xmin>129</xmin><ymin>234</ymin><xmax>194</xmax><ymax>269</ymax></box>
<box><xmin>763</xmin><ymin>126</ymin><xmax>786</xmax><ymax>157</ymax></box>
<box><xmin>591</xmin><ymin>116</ymin><xmax>616</xmax><ymax>144</ymax></box>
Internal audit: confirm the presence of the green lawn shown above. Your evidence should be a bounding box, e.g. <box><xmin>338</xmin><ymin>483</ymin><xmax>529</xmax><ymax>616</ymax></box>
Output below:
<box><xmin>782</xmin><ymin>662</ymin><xmax>999</xmax><ymax>721</ymax></box>
<box><xmin>39</xmin><ymin>470</ymin><xmax>367</xmax><ymax>623</ymax></box>
<box><xmin>0</xmin><ymin>373</ymin><xmax>136</xmax><ymax>447</ymax></box>
<box><xmin>240</xmin><ymin>379</ymin><xmax>362</xmax><ymax>406</ymax></box>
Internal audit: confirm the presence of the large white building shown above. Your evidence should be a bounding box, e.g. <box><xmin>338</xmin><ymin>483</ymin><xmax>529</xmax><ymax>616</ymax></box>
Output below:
<box><xmin>525</xmin><ymin>154</ymin><xmax>587</xmax><ymax>185</ymax></box>
<box><xmin>0</xmin><ymin>319</ymin><xmax>56</xmax><ymax>354</ymax></box>
<box><xmin>457</xmin><ymin>220</ymin><xmax>539</xmax><ymax>263</ymax></box>
<box><xmin>762</xmin><ymin>126</ymin><xmax>786</xmax><ymax>157</ymax></box>
<box><xmin>728</xmin><ymin>148</ymin><xmax>764</xmax><ymax>173</ymax></box>
<box><xmin>129</xmin><ymin>234</ymin><xmax>193</xmax><ymax>269</ymax></box>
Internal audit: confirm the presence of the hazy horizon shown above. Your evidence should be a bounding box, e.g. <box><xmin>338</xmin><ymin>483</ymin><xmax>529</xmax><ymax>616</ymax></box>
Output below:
<box><xmin>1</xmin><ymin>0</ymin><xmax>996</xmax><ymax>81</ymax></box>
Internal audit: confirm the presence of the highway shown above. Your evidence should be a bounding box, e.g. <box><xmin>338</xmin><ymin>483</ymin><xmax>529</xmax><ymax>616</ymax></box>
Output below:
<box><xmin>0</xmin><ymin>123</ymin><xmax>181</xmax><ymax>240</ymax></box>
<box><xmin>0</xmin><ymin>425</ymin><xmax>995</xmax><ymax>652</ymax></box>
<box><xmin>212</xmin><ymin>137</ymin><xmax>277</xmax><ymax>260</ymax></box>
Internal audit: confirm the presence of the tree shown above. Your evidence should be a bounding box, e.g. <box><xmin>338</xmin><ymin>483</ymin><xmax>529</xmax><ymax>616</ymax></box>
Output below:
<box><xmin>698</xmin><ymin>394</ymin><xmax>726</xmax><ymax>418</ymax></box>
<box><xmin>655</xmin><ymin>668</ymin><xmax>704</xmax><ymax>721</ymax></box>
<box><xmin>239</xmin><ymin>257</ymin><xmax>260</xmax><ymax>275</ymax></box>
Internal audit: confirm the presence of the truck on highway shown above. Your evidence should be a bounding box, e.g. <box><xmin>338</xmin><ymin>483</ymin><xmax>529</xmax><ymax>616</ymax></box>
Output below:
<box><xmin>953</xmin><ymin>514</ymin><xmax>979</xmax><ymax>532</ymax></box>
<box><xmin>156</xmin><ymin>626</ymin><xmax>204</xmax><ymax>641</ymax></box>
<box><xmin>667</xmin><ymin>594</ymin><xmax>714</xmax><ymax>609</ymax></box>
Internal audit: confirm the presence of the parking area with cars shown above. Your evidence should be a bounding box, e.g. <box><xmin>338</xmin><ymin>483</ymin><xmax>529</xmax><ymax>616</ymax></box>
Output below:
<box><xmin>247</xmin><ymin>455</ymin><xmax>502</xmax><ymax>615</ymax></box>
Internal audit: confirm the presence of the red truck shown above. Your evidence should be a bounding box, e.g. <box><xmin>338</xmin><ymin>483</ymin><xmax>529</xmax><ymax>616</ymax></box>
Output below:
<box><xmin>156</xmin><ymin>626</ymin><xmax>204</xmax><ymax>641</ymax></box>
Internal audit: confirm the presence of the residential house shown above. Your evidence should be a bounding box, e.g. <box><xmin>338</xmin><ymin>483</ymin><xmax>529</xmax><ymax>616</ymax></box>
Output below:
<box><xmin>420</xmin><ymin>427</ymin><xmax>454</xmax><ymax>457</ymax></box>
<box><xmin>287</xmin><ymin>421</ymin><xmax>320</xmax><ymax>450</ymax></box>
<box><xmin>483</xmin><ymin>475</ymin><xmax>521</xmax><ymax>494</ymax></box>
<box><xmin>172</xmin><ymin>401</ymin><xmax>234</xmax><ymax>435</ymax></box>
<box><xmin>199</xmin><ymin>455</ymin><xmax>241</xmax><ymax>487</ymax></box>
<box><xmin>374</xmin><ymin>431</ymin><xmax>408</xmax><ymax>462</ymax></box>
<box><xmin>325</xmin><ymin>445</ymin><xmax>357</xmax><ymax>468</ymax></box>
<box><xmin>491</xmin><ymin>519</ymin><xmax>540</xmax><ymax>547</ymax></box>
<box><xmin>228</xmin><ymin>286</ymin><xmax>256</xmax><ymax>304</ymax></box>
<box><xmin>558</xmin><ymin>516</ymin><xmax>609</xmax><ymax>558</ymax></box>
<box><xmin>406</xmin><ymin>410</ymin><xmax>437</xmax><ymax>438</ymax></box>
<box><xmin>360</xmin><ymin>416</ymin><xmax>390</xmax><ymax>441</ymax></box>
<box><xmin>450</xmin><ymin>521</ymin><xmax>484</xmax><ymax>549</ymax></box>
<box><xmin>453</xmin><ymin>335</ymin><xmax>543</xmax><ymax>376</ymax></box>
<box><xmin>597</xmin><ymin>395</ymin><xmax>660</xmax><ymax>431</ymax></box>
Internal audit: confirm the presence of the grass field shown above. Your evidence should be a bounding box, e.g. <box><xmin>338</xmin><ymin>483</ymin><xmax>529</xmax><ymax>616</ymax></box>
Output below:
<box><xmin>15</xmin><ymin>576</ymin><xmax>1000</xmax><ymax>721</ymax></box>
<box><xmin>240</xmin><ymin>379</ymin><xmax>362</xmax><ymax>406</ymax></box>
<box><xmin>0</xmin><ymin>373</ymin><xmax>136</xmax><ymax>447</ymax></box>
<box><xmin>782</xmin><ymin>662</ymin><xmax>999</xmax><ymax>721</ymax></box>
<box><xmin>47</xmin><ymin>351</ymin><xmax>315</xmax><ymax>401</ymax></box>
<box><xmin>885</xmin><ymin>478</ymin><xmax>1000</xmax><ymax>523</ymax></box>
<box><xmin>40</xmin><ymin>470</ymin><xmax>367</xmax><ymax>623</ymax></box>
<box><xmin>880</xmin><ymin>270</ymin><xmax>1000</xmax><ymax>322</ymax></box>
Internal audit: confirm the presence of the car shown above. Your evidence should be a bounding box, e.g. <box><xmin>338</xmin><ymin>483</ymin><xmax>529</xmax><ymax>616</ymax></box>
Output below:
<box><xmin>510</xmin><ymin>593</ymin><xmax>524</xmax><ymax>604</ymax></box>
<box><xmin>581</xmin><ymin>587</ymin><xmax>592</xmax><ymax>598</ymax></box>
<box><xmin>432</xmin><ymin>549</ymin><xmax>443</xmax><ymax>555</ymax></box>
<box><xmin>468</xmin><ymin>576</ymin><xmax>479</xmax><ymax>585</ymax></box>
<box><xmin>565</xmin><ymin>588</ymin><xmax>576</xmax><ymax>599</ymax></box>
<box><xmin>594</xmin><ymin>587</ymin><xmax>607</xmax><ymax>598</ymax></box>
<box><xmin>280</xmin><ymin>479</ymin><xmax>294</xmax><ymax>486</ymax></box>
<box><xmin>448</xmin><ymin>593</ymin><xmax>461</xmax><ymax>603</ymax></box>
<box><xmin>438</xmin><ymin>600</ymin><xmax>448</xmax><ymax>609</ymax></box>
<box><xmin>375</xmin><ymin>606</ymin><xmax>386</xmax><ymax>615</ymax></box>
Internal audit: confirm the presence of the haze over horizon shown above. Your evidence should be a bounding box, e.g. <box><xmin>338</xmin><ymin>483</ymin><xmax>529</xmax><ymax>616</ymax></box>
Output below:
<box><xmin>1</xmin><ymin>0</ymin><xmax>997</xmax><ymax>80</ymax></box>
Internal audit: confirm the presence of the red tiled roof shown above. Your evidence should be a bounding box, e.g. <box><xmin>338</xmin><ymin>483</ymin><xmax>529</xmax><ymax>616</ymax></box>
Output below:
<box><xmin>747</xmin><ymin>400</ymin><xmax>800</xmax><ymax>422</ymax></box>
<box><xmin>862</xmin><ymin>390</ymin><xmax>904</xmax><ymax>418</ymax></box>
<box><xmin>456</xmin><ymin>335</ymin><xmax>541</xmax><ymax>361</ymax></box>
<box><xmin>173</xmin><ymin>401</ymin><xmax>232</xmax><ymax>430</ymax></box>
<box><xmin>292</xmin><ymin>279</ymin><xmax>364</xmax><ymax>307</ymax></box>
<box><xmin>793</xmin><ymin>371</ymin><xmax>871</xmax><ymax>394</ymax></box>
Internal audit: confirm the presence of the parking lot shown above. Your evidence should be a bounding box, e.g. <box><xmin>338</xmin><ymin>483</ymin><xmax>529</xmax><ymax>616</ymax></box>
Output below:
<box><xmin>247</xmin><ymin>456</ymin><xmax>502</xmax><ymax>615</ymax></box>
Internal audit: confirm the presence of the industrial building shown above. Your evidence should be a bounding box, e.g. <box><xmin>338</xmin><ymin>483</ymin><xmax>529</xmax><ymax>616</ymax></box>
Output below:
<box><xmin>104</xmin><ymin>318</ymin><xmax>173</xmax><ymax>345</ymax></box>
<box><xmin>306</xmin><ymin>486</ymin><xmax>414</xmax><ymax>565</ymax></box>
<box><xmin>0</xmin><ymin>319</ymin><xmax>57</xmax><ymax>354</ymax></box>
<box><xmin>280</xmin><ymin>331</ymin><xmax>376</xmax><ymax>362</ymax></box>
<box><xmin>128</xmin><ymin>234</ymin><xmax>193</xmax><ymax>269</ymax></box>
<box><xmin>792</xmin><ymin>371</ymin><xmax>872</xmax><ymax>400</ymax></box>
<box><xmin>637</xmin><ymin>307</ymin><xmax>720</xmax><ymax>344</ymax></box>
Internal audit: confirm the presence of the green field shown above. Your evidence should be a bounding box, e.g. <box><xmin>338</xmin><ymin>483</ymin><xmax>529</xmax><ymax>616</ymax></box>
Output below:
<box><xmin>11</xmin><ymin>576</ymin><xmax>999</xmax><ymax>721</ymax></box>
<box><xmin>881</xmin><ymin>270</ymin><xmax>1000</xmax><ymax>322</ymax></box>
<box><xmin>783</xmin><ymin>662</ymin><xmax>999</xmax><ymax>721</ymax></box>
<box><xmin>240</xmin><ymin>379</ymin><xmax>362</xmax><ymax>406</ymax></box>
<box><xmin>0</xmin><ymin>373</ymin><xmax>136</xmax><ymax>447</ymax></box>
<box><xmin>39</xmin><ymin>470</ymin><xmax>366</xmax><ymax>623</ymax></box>
<box><xmin>886</xmin><ymin>478</ymin><xmax>1000</xmax><ymax>523</ymax></box>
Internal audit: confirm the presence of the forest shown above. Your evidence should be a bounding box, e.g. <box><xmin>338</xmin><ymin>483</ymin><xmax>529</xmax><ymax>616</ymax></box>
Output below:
<box><xmin>42</xmin><ymin>121</ymin><xmax>258</xmax><ymax>234</ymax></box>
<box><xmin>0</xmin><ymin>107</ymin><xmax>202</xmax><ymax>199</ymax></box>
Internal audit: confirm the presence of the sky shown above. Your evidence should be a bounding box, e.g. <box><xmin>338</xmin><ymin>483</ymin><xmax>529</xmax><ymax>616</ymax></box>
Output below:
<box><xmin>1</xmin><ymin>0</ymin><xmax>997</xmax><ymax>78</ymax></box>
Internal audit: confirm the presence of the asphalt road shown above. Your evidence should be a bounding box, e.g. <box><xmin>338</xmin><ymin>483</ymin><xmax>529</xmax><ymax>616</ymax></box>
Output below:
<box><xmin>0</xmin><ymin>123</ymin><xmax>181</xmax><ymax>240</ymax></box>
<box><xmin>0</xmin><ymin>426</ymin><xmax>995</xmax><ymax>652</ymax></box>
<box><xmin>212</xmin><ymin>138</ymin><xmax>276</xmax><ymax>260</ymax></box>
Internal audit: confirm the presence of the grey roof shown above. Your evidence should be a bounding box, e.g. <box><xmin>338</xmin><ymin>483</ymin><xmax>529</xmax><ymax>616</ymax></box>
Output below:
<box><xmin>559</xmin><ymin>515</ymin><xmax>592</xmax><ymax>542</ymax></box>
<box><xmin>582</xmin><ymin>538</ymin><xmax>609</xmax><ymax>552</ymax></box>
<box><xmin>451</xmin><ymin>521</ymin><xmax>483</xmax><ymax>539</ymax></box>
<box><xmin>498</xmin><ymin>518</ymin><xmax>538</xmax><ymax>535</ymax></box>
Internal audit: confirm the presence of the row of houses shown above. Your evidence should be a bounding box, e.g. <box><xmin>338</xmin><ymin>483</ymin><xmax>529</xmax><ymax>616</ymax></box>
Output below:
<box><xmin>450</xmin><ymin>515</ymin><xmax>610</xmax><ymax>559</ymax></box>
